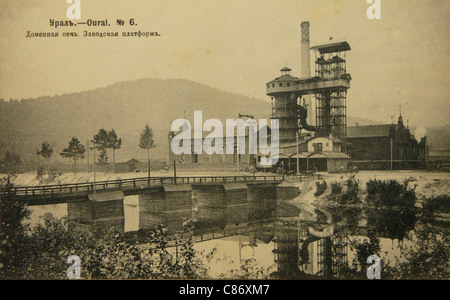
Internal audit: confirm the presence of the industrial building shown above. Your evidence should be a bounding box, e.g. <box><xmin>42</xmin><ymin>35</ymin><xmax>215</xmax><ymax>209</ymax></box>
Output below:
<box><xmin>264</xmin><ymin>21</ymin><xmax>351</xmax><ymax>172</ymax></box>
<box><xmin>167</xmin><ymin>21</ymin><xmax>427</xmax><ymax>173</ymax></box>
<box><xmin>347</xmin><ymin>115</ymin><xmax>427</xmax><ymax>170</ymax></box>
<box><xmin>167</xmin><ymin>21</ymin><xmax>352</xmax><ymax>173</ymax></box>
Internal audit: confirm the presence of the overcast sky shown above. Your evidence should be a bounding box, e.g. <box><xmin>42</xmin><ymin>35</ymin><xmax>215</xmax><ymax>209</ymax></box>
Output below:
<box><xmin>0</xmin><ymin>0</ymin><xmax>449</xmax><ymax>127</ymax></box>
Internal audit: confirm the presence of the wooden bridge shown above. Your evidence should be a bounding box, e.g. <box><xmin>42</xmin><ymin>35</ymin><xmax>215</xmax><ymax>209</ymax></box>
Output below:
<box><xmin>3</xmin><ymin>175</ymin><xmax>285</xmax><ymax>205</ymax></box>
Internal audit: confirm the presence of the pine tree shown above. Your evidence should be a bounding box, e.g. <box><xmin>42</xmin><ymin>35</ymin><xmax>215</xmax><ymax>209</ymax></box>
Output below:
<box><xmin>139</xmin><ymin>124</ymin><xmax>156</xmax><ymax>180</ymax></box>
<box><xmin>60</xmin><ymin>137</ymin><xmax>86</xmax><ymax>174</ymax></box>
<box><xmin>97</xmin><ymin>149</ymin><xmax>109</xmax><ymax>174</ymax></box>
<box><xmin>1</xmin><ymin>151</ymin><xmax>22</xmax><ymax>175</ymax></box>
<box><xmin>107</xmin><ymin>129</ymin><xmax>122</xmax><ymax>173</ymax></box>
<box><xmin>36</xmin><ymin>141</ymin><xmax>53</xmax><ymax>161</ymax></box>
<box><xmin>92</xmin><ymin>129</ymin><xmax>109</xmax><ymax>150</ymax></box>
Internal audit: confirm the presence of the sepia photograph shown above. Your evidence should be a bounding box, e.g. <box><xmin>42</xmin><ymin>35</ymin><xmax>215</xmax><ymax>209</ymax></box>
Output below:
<box><xmin>0</xmin><ymin>0</ymin><xmax>449</xmax><ymax>285</ymax></box>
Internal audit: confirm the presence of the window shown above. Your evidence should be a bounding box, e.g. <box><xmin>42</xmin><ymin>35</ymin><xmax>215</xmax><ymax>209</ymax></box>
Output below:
<box><xmin>313</xmin><ymin>143</ymin><xmax>323</xmax><ymax>152</ymax></box>
<box><xmin>279</xmin><ymin>83</ymin><xmax>282</xmax><ymax>87</ymax></box>
<box><xmin>287</xmin><ymin>82</ymin><xmax>290</xmax><ymax>87</ymax></box>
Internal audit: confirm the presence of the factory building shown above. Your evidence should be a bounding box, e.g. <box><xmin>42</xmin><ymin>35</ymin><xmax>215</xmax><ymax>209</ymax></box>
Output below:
<box><xmin>347</xmin><ymin>115</ymin><xmax>427</xmax><ymax>170</ymax></box>
<box><xmin>167</xmin><ymin>21</ymin><xmax>427</xmax><ymax>172</ymax></box>
<box><xmin>265</xmin><ymin>21</ymin><xmax>351</xmax><ymax>173</ymax></box>
<box><xmin>167</xmin><ymin>21</ymin><xmax>353</xmax><ymax>173</ymax></box>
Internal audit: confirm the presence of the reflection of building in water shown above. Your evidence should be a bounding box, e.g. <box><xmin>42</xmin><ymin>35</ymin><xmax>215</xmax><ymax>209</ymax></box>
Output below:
<box><xmin>273</xmin><ymin>220</ymin><xmax>349</xmax><ymax>278</ymax></box>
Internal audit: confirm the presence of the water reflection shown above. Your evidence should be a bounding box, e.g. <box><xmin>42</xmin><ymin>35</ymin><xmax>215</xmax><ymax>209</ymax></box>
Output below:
<box><xmin>272</xmin><ymin>206</ymin><xmax>418</xmax><ymax>278</ymax></box>
<box><xmin>27</xmin><ymin>198</ymin><xmax>423</xmax><ymax>279</ymax></box>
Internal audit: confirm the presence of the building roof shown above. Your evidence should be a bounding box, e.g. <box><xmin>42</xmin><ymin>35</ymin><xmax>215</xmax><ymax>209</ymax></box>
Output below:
<box><xmin>429</xmin><ymin>149</ymin><xmax>450</xmax><ymax>157</ymax></box>
<box><xmin>115</xmin><ymin>158</ymin><xmax>142</xmax><ymax>164</ymax></box>
<box><xmin>347</xmin><ymin>124</ymin><xmax>393</xmax><ymax>138</ymax></box>
<box><xmin>290</xmin><ymin>152</ymin><xmax>311</xmax><ymax>159</ymax></box>
<box><xmin>308</xmin><ymin>136</ymin><xmax>343</xmax><ymax>143</ymax></box>
<box><xmin>277</xmin><ymin>151</ymin><xmax>350</xmax><ymax>160</ymax></box>
<box><xmin>308</xmin><ymin>152</ymin><xmax>350</xmax><ymax>159</ymax></box>
<box><xmin>311</xmin><ymin>41</ymin><xmax>351</xmax><ymax>54</ymax></box>
<box><xmin>267</xmin><ymin>74</ymin><xmax>300</xmax><ymax>84</ymax></box>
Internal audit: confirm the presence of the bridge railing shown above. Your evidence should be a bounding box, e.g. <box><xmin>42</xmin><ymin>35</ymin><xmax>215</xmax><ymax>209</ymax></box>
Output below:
<box><xmin>5</xmin><ymin>175</ymin><xmax>284</xmax><ymax>197</ymax></box>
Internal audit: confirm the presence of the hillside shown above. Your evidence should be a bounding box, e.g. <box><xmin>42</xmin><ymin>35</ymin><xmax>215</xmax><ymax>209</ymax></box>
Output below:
<box><xmin>0</xmin><ymin>79</ymin><xmax>271</xmax><ymax>164</ymax></box>
<box><xmin>1</xmin><ymin>78</ymin><xmax>447</xmax><ymax>169</ymax></box>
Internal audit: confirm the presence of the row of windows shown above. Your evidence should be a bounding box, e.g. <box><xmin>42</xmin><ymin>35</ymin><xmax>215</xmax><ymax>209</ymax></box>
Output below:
<box><xmin>177</xmin><ymin>153</ymin><xmax>242</xmax><ymax>164</ymax></box>
<box><xmin>267</xmin><ymin>82</ymin><xmax>291</xmax><ymax>89</ymax></box>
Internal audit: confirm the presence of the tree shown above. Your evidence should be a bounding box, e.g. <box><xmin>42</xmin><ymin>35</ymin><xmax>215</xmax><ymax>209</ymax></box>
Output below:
<box><xmin>386</xmin><ymin>222</ymin><xmax>450</xmax><ymax>279</ymax></box>
<box><xmin>92</xmin><ymin>129</ymin><xmax>109</xmax><ymax>173</ymax></box>
<box><xmin>60</xmin><ymin>137</ymin><xmax>86</xmax><ymax>174</ymax></box>
<box><xmin>92</xmin><ymin>129</ymin><xmax>122</xmax><ymax>173</ymax></box>
<box><xmin>0</xmin><ymin>178</ymin><xmax>31</xmax><ymax>278</ymax></box>
<box><xmin>35</xmin><ymin>142</ymin><xmax>56</xmax><ymax>184</ymax></box>
<box><xmin>1</xmin><ymin>151</ymin><xmax>22</xmax><ymax>175</ymax></box>
<box><xmin>139</xmin><ymin>124</ymin><xmax>157</xmax><ymax>180</ymax></box>
<box><xmin>92</xmin><ymin>129</ymin><xmax>109</xmax><ymax>151</ymax></box>
<box><xmin>97</xmin><ymin>149</ymin><xmax>109</xmax><ymax>173</ymax></box>
<box><xmin>36</xmin><ymin>141</ymin><xmax>53</xmax><ymax>162</ymax></box>
<box><xmin>107</xmin><ymin>129</ymin><xmax>122</xmax><ymax>173</ymax></box>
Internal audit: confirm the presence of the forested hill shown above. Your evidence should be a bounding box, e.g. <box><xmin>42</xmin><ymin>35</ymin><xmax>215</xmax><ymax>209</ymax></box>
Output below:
<box><xmin>0</xmin><ymin>79</ymin><xmax>271</xmax><ymax>164</ymax></box>
<box><xmin>1</xmin><ymin>78</ymin><xmax>447</xmax><ymax>167</ymax></box>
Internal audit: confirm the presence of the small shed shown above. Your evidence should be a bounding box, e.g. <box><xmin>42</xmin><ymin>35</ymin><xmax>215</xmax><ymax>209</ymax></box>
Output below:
<box><xmin>307</xmin><ymin>152</ymin><xmax>350</xmax><ymax>173</ymax></box>
<box><xmin>115</xmin><ymin>158</ymin><xmax>142</xmax><ymax>173</ymax></box>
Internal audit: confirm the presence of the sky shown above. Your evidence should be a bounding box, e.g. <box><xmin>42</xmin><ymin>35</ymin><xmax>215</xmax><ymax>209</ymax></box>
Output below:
<box><xmin>0</xmin><ymin>0</ymin><xmax>449</xmax><ymax>127</ymax></box>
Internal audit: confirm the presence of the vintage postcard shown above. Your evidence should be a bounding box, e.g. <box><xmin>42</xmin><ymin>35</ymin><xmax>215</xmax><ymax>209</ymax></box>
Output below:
<box><xmin>0</xmin><ymin>0</ymin><xmax>448</xmax><ymax>285</ymax></box>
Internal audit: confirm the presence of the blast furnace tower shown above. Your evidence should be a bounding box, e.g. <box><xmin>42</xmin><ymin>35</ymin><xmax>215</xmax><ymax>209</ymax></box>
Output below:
<box><xmin>266</xmin><ymin>22</ymin><xmax>351</xmax><ymax>145</ymax></box>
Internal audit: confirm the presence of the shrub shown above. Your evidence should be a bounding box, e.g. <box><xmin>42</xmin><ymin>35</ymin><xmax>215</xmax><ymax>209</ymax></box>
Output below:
<box><xmin>366</xmin><ymin>179</ymin><xmax>416</xmax><ymax>209</ymax></box>
<box><xmin>340</xmin><ymin>176</ymin><xmax>361</xmax><ymax>205</ymax></box>
<box><xmin>327</xmin><ymin>182</ymin><xmax>342</xmax><ymax>203</ymax></box>
<box><xmin>314</xmin><ymin>181</ymin><xmax>327</xmax><ymax>197</ymax></box>
<box><xmin>423</xmin><ymin>195</ymin><xmax>450</xmax><ymax>214</ymax></box>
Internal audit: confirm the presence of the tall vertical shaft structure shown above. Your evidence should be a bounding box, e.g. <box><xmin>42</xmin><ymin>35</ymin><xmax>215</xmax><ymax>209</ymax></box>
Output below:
<box><xmin>267</xmin><ymin>22</ymin><xmax>351</xmax><ymax>145</ymax></box>
<box><xmin>301</xmin><ymin>22</ymin><xmax>314</xmax><ymax>127</ymax></box>
<box><xmin>301</xmin><ymin>22</ymin><xmax>311</xmax><ymax>78</ymax></box>
<box><xmin>311</xmin><ymin>42</ymin><xmax>351</xmax><ymax>140</ymax></box>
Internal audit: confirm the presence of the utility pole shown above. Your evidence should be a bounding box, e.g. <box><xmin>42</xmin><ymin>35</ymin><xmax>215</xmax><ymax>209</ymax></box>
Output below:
<box><xmin>93</xmin><ymin>140</ymin><xmax>97</xmax><ymax>198</ymax></box>
<box><xmin>173</xmin><ymin>160</ymin><xmax>177</xmax><ymax>183</ymax></box>
<box><xmin>296</xmin><ymin>131</ymin><xmax>300</xmax><ymax>176</ymax></box>
<box><xmin>87</xmin><ymin>139</ymin><xmax>90</xmax><ymax>173</ymax></box>
<box><xmin>390</xmin><ymin>137</ymin><xmax>393</xmax><ymax>171</ymax></box>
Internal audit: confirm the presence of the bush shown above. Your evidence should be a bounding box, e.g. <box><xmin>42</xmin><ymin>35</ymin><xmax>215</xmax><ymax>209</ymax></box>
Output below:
<box><xmin>314</xmin><ymin>181</ymin><xmax>327</xmax><ymax>197</ymax></box>
<box><xmin>327</xmin><ymin>182</ymin><xmax>342</xmax><ymax>203</ymax></box>
<box><xmin>366</xmin><ymin>179</ymin><xmax>416</xmax><ymax>209</ymax></box>
<box><xmin>423</xmin><ymin>195</ymin><xmax>450</xmax><ymax>214</ymax></box>
<box><xmin>340</xmin><ymin>176</ymin><xmax>361</xmax><ymax>205</ymax></box>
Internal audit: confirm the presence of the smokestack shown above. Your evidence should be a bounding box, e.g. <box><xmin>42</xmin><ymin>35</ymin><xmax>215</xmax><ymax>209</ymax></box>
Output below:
<box><xmin>301</xmin><ymin>21</ymin><xmax>311</xmax><ymax>78</ymax></box>
<box><xmin>301</xmin><ymin>21</ymin><xmax>315</xmax><ymax>127</ymax></box>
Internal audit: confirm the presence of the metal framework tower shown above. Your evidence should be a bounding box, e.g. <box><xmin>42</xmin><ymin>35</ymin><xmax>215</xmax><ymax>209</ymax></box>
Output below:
<box><xmin>266</xmin><ymin>22</ymin><xmax>351</xmax><ymax>146</ymax></box>
<box><xmin>312</xmin><ymin>43</ymin><xmax>351</xmax><ymax>140</ymax></box>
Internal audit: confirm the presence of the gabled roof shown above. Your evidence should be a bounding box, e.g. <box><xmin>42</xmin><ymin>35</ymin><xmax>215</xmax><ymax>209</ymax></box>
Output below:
<box><xmin>115</xmin><ymin>158</ymin><xmax>142</xmax><ymax>164</ymax></box>
<box><xmin>311</xmin><ymin>41</ymin><xmax>351</xmax><ymax>54</ymax></box>
<box><xmin>308</xmin><ymin>152</ymin><xmax>350</xmax><ymax>159</ymax></box>
<box><xmin>267</xmin><ymin>74</ymin><xmax>300</xmax><ymax>84</ymax></box>
<box><xmin>347</xmin><ymin>125</ymin><xmax>393</xmax><ymax>138</ymax></box>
